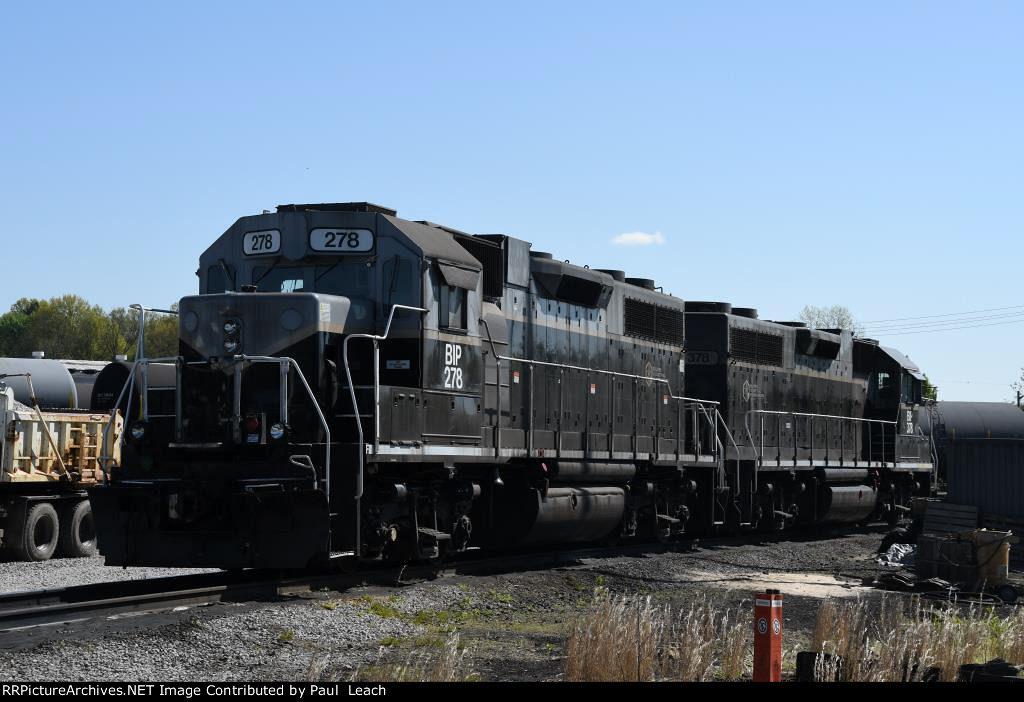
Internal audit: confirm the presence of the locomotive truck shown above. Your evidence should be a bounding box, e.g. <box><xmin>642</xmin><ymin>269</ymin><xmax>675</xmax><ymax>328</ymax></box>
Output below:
<box><xmin>88</xmin><ymin>202</ymin><xmax>934</xmax><ymax>569</ymax></box>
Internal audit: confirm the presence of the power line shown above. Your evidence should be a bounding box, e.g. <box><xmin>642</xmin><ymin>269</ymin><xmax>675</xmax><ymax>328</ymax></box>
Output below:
<box><xmin>869</xmin><ymin>317</ymin><xmax>1024</xmax><ymax>336</ymax></box>
<box><xmin>862</xmin><ymin>304</ymin><xmax>1024</xmax><ymax>325</ymax></box>
<box><xmin>863</xmin><ymin>310</ymin><xmax>1024</xmax><ymax>333</ymax></box>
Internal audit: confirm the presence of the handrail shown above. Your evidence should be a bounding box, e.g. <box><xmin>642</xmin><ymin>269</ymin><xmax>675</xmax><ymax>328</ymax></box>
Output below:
<box><xmin>99</xmin><ymin>355</ymin><xmax>328</xmax><ymax>495</ymax></box>
<box><xmin>232</xmin><ymin>355</ymin><xmax>330</xmax><ymax>497</ymax></box>
<box><xmin>485</xmin><ymin>351</ymin><xmax>719</xmax><ymax>405</ymax></box>
<box><xmin>342</xmin><ymin>304</ymin><xmax>428</xmax><ymax>502</ymax></box>
<box><xmin>129</xmin><ymin>304</ymin><xmax>178</xmax><ymax>361</ymax></box>
<box><xmin>474</xmin><ymin>322</ymin><xmax>722</xmax><ymax>463</ymax></box>
<box><xmin>99</xmin><ymin>355</ymin><xmax>179</xmax><ymax>483</ymax></box>
<box><xmin>341</xmin><ymin>304</ymin><xmax>428</xmax><ymax>559</ymax></box>
<box><xmin>704</xmin><ymin>405</ymin><xmax>738</xmax><ymax>490</ymax></box>
<box><xmin>743</xmin><ymin>408</ymin><xmax>912</xmax><ymax>467</ymax></box>
<box><xmin>746</xmin><ymin>408</ymin><xmax>896</xmax><ymax>425</ymax></box>
<box><xmin>478</xmin><ymin>316</ymin><xmax>503</xmax><ymax>459</ymax></box>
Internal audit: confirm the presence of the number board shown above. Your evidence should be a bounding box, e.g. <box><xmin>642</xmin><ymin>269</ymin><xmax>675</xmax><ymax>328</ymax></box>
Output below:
<box><xmin>243</xmin><ymin>229</ymin><xmax>281</xmax><ymax>255</ymax></box>
<box><xmin>309</xmin><ymin>228</ymin><xmax>374</xmax><ymax>253</ymax></box>
<box><xmin>686</xmin><ymin>350</ymin><xmax>719</xmax><ymax>365</ymax></box>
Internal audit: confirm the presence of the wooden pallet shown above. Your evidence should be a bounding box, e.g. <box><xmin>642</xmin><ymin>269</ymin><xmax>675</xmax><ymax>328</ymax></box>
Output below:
<box><xmin>923</xmin><ymin>502</ymin><xmax>979</xmax><ymax>535</ymax></box>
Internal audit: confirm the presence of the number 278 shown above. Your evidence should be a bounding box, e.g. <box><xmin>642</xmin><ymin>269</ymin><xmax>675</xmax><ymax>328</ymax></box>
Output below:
<box><xmin>249</xmin><ymin>233</ymin><xmax>274</xmax><ymax>251</ymax></box>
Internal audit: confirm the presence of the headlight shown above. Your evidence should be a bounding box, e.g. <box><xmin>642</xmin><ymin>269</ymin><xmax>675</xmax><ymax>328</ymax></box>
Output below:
<box><xmin>224</xmin><ymin>339</ymin><xmax>239</xmax><ymax>353</ymax></box>
<box><xmin>223</xmin><ymin>321</ymin><xmax>239</xmax><ymax>335</ymax></box>
<box><xmin>269</xmin><ymin>423</ymin><xmax>286</xmax><ymax>440</ymax></box>
<box><xmin>130</xmin><ymin>422</ymin><xmax>147</xmax><ymax>441</ymax></box>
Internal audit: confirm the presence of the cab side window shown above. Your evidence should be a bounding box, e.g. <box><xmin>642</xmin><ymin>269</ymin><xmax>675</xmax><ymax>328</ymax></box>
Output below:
<box><xmin>439</xmin><ymin>285</ymin><xmax>467</xmax><ymax>331</ymax></box>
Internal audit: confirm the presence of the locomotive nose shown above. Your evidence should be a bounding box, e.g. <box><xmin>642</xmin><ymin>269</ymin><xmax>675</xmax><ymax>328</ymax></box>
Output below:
<box><xmin>179</xmin><ymin>292</ymin><xmax>352</xmax><ymax>361</ymax></box>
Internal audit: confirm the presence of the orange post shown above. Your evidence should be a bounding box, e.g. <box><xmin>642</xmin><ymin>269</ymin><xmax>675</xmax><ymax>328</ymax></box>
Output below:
<box><xmin>753</xmin><ymin>589</ymin><xmax>783</xmax><ymax>682</ymax></box>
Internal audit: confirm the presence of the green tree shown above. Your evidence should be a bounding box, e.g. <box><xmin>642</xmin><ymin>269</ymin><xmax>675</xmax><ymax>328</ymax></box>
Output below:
<box><xmin>21</xmin><ymin>295</ymin><xmax>108</xmax><ymax>359</ymax></box>
<box><xmin>922</xmin><ymin>374</ymin><xmax>938</xmax><ymax>401</ymax></box>
<box><xmin>0</xmin><ymin>311</ymin><xmax>31</xmax><ymax>357</ymax></box>
<box><xmin>98</xmin><ymin>306</ymin><xmax>143</xmax><ymax>360</ymax></box>
<box><xmin>0</xmin><ymin>298</ymin><xmax>43</xmax><ymax>356</ymax></box>
<box><xmin>0</xmin><ymin>296</ymin><xmax>180</xmax><ymax>361</ymax></box>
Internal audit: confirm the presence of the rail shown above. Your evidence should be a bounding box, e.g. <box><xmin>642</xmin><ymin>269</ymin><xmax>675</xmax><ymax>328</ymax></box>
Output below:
<box><xmin>744</xmin><ymin>409</ymin><xmax>902</xmax><ymax>467</ymax></box>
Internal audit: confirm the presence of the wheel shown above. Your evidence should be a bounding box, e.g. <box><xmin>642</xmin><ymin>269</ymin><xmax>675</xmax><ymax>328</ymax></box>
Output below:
<box><xmin>11</xmin><ymin>502</ymin><xmax>60</xmax><ymax>561</ymax></box>
<box><xmin>57</xmin><ymin>500</ymin><xmax>97</xmax><ymax>558</ymax></box>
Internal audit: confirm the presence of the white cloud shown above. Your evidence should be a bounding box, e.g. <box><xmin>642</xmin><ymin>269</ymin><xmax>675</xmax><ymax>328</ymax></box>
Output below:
<box><xmin>610</xmin><ymin>231</ymin><xmax>665</xmax><ymax>246</ymax></box>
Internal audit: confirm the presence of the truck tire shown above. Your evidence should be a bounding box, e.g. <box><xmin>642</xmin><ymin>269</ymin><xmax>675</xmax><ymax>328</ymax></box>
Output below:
<box><xmin>11</xmin><ymin>502</ymin><xmax>60</xmax><ymax>561</ymax></box>
<box><xmin>58</xmin><ymin>500</ymin><xmax>97</xmax><ymax>558</ymax></box>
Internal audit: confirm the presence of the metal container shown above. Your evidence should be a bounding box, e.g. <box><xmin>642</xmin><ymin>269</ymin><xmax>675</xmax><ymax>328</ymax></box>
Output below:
<box><xmin>947</xmin><ymin>440</ymin><xmax>1024</xmax><ymax>519</ymax></box>
<box><xmin>922</xmin><ymin>402</ymin><xmax>1024</xmax><ymax>520</ymax></box>
<box><xmin>60</xmin><ymin>360</ymin><xmax>111</xmax><ymax>411</ymax></box>
<box><xmin>0</xmin><ymin>358</ymin><xmax>78</xmax><ymax>409</ymax></box>
<box><xmin>90</xmin><ymin>361</ymin><xmax>177</xmax><ymax>421</ymax></box>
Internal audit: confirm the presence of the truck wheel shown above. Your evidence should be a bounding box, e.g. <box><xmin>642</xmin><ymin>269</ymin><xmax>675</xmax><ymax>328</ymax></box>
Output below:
<box><xmin>12</xmin><ymin>502</ymin><xmax>60</xmax><ymax>561</ymax></box>
<box><xmin>58</xmin><ymin>500</ymin><xmax>97</xmax><ymax>558</ymax></box>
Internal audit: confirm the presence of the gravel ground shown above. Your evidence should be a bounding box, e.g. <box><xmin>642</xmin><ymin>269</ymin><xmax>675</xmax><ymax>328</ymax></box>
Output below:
<box><xmin>1</xmin><ymin>597</ymin><xmax>419</xmax><ymax>681</ymax></box>
<box><xmin>0</xmin><ymin>555</ymin><xmax>215</xmax><ymax>594</ymax></box>
<box><xmin>0</xmin><ymin>527</ymin><xmax>1019</xmax><ymax>681</ymax></box>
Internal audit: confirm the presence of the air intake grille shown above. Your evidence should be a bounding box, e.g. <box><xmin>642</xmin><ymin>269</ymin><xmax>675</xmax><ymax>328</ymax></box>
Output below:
<box><xmin>455</xmin><ymin>235</ymin><xmax>504</xmax><ymax>299</ymax></box>
<box><xmin>729</xmin><ymin>327</ymin><xmax>784</xmax><ymax>367</ymax></box>
<box><xmin>624</xmin><ymin>299</ymin><xmax>685</xmax><ymax>346</ymax></box>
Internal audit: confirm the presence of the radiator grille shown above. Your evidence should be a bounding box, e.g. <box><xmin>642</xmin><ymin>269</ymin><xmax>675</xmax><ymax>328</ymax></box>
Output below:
<box><xmin>729</xmin><ymin>327</ymin><xmax>784</xmax><ymax>366</ymax></box>
<box><xmin>624</xmin><ymin>299</ymin><xmax>685</xmax><ymax>346</ymax></box>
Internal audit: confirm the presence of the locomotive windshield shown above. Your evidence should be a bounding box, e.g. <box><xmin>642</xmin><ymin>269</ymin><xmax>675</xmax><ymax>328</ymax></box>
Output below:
<box><xmin>248</xmin><ymin>257</ymin><xmax>418</xmax><ymax>324</ymax></box>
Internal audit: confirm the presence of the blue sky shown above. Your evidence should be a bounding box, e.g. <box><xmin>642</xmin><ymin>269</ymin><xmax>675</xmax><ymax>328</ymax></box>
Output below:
<box><xmin>1</xmin><ymin>2</ymin><xmax>1021</xmax><ymax>401</ymax></box>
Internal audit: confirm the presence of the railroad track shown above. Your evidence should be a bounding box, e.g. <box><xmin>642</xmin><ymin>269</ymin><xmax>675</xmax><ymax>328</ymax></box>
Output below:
<box><xmin>0</xmin><ymin>525</ymin><xmax>895</xmax><ymax>632</ymax></box>
<box><xmin>0</xmin><ymin>542</ymin><xmax>693</xmax><ymax>632</ymax></box>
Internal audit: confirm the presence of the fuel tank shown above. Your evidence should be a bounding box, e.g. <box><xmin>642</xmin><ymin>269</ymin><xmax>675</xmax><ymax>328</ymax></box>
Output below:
<box><xmin>819</xmin><ymin>485</ymin><xmax>877</xmax><ymax>523</ymax></box>
<box><xmin>495</xmin><ymin>486</ymin><xmax>626</xmax><ymax>546</ymax></box>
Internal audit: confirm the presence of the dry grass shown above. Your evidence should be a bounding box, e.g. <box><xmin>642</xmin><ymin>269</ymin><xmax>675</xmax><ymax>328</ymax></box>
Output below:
<box><xmin>308</xmin><ymin>633</ymin><xmax>477</xmax><ymax>682</ymax></box>
<box><xmin>812</xmin><ymin>597</ymin><xmax>1024</xmax><ymax>682</ymax></box>
<box><xmin>563</xmin><ymin>591</ymin><xmax>751</xmax><ymax>681</ymax></box>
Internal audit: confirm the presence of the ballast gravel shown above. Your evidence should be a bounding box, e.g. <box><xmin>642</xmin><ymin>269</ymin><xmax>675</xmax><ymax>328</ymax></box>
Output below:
<box><xmin>0</xmin><ymin>597</ymin><xmax>420</xmax><ymax>681</ymax></box>
<box><xmin>0</xmin><ymin>555</ymin><xmax>215</xmax><ymax>595</ymax></box>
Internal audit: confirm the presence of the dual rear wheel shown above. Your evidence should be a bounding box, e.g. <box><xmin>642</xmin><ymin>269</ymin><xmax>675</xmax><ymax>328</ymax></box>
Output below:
<box><xmin>8</xmin><ymin>499</ymin><xmax>97</xmax><ymax>561</ymax></box>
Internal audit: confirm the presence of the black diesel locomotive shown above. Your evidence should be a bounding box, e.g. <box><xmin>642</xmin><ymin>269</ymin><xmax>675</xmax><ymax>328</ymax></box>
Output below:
<box><xmin>89</xmin><ymin>203</ymin><xmax>934</xmax><ymax>568</ymax></box>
